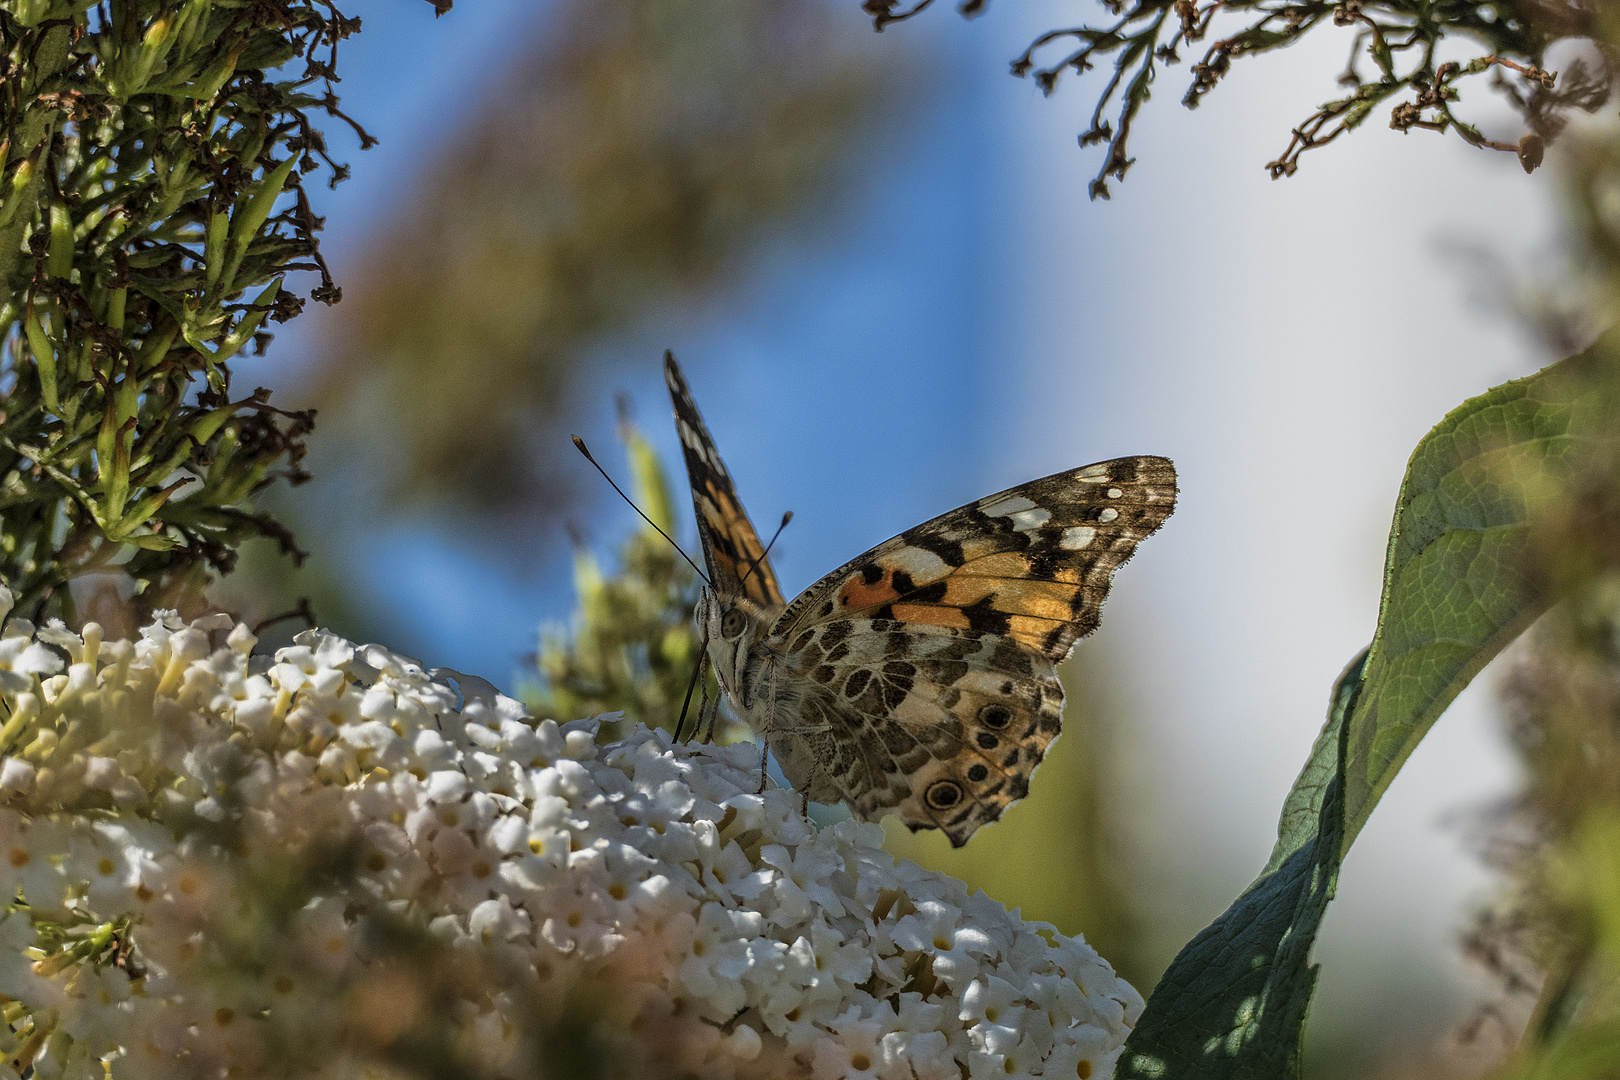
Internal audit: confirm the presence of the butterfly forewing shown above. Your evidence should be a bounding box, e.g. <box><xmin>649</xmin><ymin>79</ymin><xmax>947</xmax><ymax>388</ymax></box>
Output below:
<box><xmin>774</xmin><ymin>457</ymin><xmax>1177</xmax><ymax>659</ymax></box>
<box><xmin>664</xmin><ymin>353</ymin><xmax>785</xmax><ymax>609</ymax></box>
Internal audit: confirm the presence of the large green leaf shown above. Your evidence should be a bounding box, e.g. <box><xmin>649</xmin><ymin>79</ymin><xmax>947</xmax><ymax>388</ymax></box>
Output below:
<box><xmin>1341</xmin><ymin>335</ymin><xmax>1620</xmax><ymax>847</ymax></box>
<box><xmin>1116</xmin><ymin>333</ymin><xmax>1620</xmax><ymax>1079</ymax></box>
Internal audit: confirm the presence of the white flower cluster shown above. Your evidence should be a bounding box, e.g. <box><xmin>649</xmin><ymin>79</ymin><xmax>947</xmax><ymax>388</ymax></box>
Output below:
<box><xmin>0</xmin><ymin>597</ymin><xmax>1141</xmax><ymax>1079</ymax></box>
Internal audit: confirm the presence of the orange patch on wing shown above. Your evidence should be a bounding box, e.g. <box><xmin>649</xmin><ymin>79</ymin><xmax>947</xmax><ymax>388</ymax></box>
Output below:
<box><xmin>1001</xmin><ymin>595</ymin><xmax>1072</xmax><ymax>623</ymax></box>
<box><xmin>958</xmin><ymin>534</ymin><xmax>1005</xmax><ymax>563</ymax></box>
<box><xmin>1006</xmin><ymin>613</ymin><xmax>1071</xmax><ymax>651</ymax></box>
<box><xmin>700</xmin><ymin>482</ymin><xmax>782</xmax><ymax>606</ymax></box>
<box><xmin>955</xmin><ymin>552</ymin><xmax>1032</xmax><ymax>578</ymax></box>
<box><xmin>990</xmin><ymin>581</ymin><xmax>1083</xmax><ymax>621</ymax></box>
<box><xmin>703</xmin><ymin>486</ymin><xmax>754</xmax><ymax>545</ymax></box>
<box><xmin>839</xmin><ymin>576</ymin><xmax>901</xmax><ymax>610</ymax></box>
<box><xmin>889</xmin><ymin>604</ymin><xmax>971</xmax><ymax>629</ymax></box>
<box><xmin>938</xmin><ymin>578</ymin><xmax>1000</xmax><ymax>607</ymax></box>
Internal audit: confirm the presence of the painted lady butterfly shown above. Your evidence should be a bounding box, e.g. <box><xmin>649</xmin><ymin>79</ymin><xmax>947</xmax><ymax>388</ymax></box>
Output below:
<box><xmin>666</xmin><ymin>353</ymin><xmax>1176</xmax><ymax>846</ymax></box>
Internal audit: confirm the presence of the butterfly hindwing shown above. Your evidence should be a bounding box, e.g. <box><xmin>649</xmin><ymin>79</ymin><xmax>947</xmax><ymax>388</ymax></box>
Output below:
<box><xmin>664</xmin><ymin>353</ymin><xmax>785</xmax><ymax>610</ymax></box>
<box><xmin>770</xmin><ymin>616</ymin><xmax>1066</xmax><ymax>846</ymax></box>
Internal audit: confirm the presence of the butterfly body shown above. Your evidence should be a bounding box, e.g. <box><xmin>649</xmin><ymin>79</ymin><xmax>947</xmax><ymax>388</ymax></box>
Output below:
<box><xmin>666</xmin><ymin>353</ymin><xmax>1175</xmax><ymax>847</ymax></box>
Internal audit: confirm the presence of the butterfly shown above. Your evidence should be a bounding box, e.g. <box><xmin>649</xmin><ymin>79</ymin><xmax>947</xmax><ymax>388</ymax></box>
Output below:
<box><xmin>665</xmin><ymin>352</ymin><xmax>1176</xmax><ymax>846</ymax></box>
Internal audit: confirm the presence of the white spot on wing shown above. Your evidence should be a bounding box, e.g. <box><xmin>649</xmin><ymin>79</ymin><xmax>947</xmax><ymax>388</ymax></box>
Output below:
<box><xmin>1060</xmin><ymin>526</ymin><xmax>1096</xmax><ymax>550</ymax></box>
<box><xmin>885</xmin><ymin>545</ymin><xmax>951</xmax><ymax>582</ymax></box>
<box><xmin>1075</xmin><ymin>465</ymin><xmax>1110</xmax><ymax>481</ymax></box>
<box><xmin>980</xmin><ymin>495</ymin><xmax>1038</xmax><ymax>517</ymax></box>
<box><xmin>1098</xmin><ymin>507</ymin><xmax>1119</xmax><ymax>523</ymax></box>
<box><xmin>1010</xmin><ymin>508</ymin><xmax>1051</xmax><ymax>532</ymax></box>
<box><xmin>677</xmin><ymin>420</ymin><xmax>706</xmax><ymax>453</ymax></box>
<box><xmin>1106</xmin><ymin>488</ymin><xmax>1122</xmax><ymax>498</ymax></box>
<box><xmin>675</xmin><ymin>420</ymin><xmax>730</xmax><ymax>476</ymax></box>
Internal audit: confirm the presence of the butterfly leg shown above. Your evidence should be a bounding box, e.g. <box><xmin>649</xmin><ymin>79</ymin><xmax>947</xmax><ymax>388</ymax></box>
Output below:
<box><xmin>703</xmin><ymin>698</ymin><xmax>720</xmax><ymax>744</ymax></box>
<box><xmin>706</xmin><ymin>697</ymin><xmax>727</xmax><ymax>745</ymax></box>
<box><xmin>755</xmin><ymin>662</ymin><xmax>786</xmax><ymax>795</ymax></box>
<box><xmin>697</xmin><ymin>654</ymin><xmax>719</xmax><ymax>744</ymax></box>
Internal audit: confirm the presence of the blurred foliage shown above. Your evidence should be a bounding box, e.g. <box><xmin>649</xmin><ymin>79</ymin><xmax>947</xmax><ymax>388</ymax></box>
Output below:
<box><xmin>524</xmin><ymin>419</ymin><xmax>733</xmax><ymax>747</ymax></box>
<box><xmin>1490</xmin><ymin>580</ymin><xmax>1620</xmax><ymax>1077</ymax></box>
<box><xmin>1461</xmin><ymin>73</ymin><xmax>1620</xmax><ymax>1080</ymax></box>
<box><xmin>304</xmin><ymin>0</ymin><xmax>901</xmax><ymax>535</ymax></box>
<box><xmin>0</xmin><ymin>0</ymin><xmax>365</xmax><ymax>627</ymax></box>
<box><xmin>1511</xmin><ymin>132</ymin><xmax>1620</xmax><ymax>356</ymax></box>
<box><xmin>864</xmin><ymin>0</ymin><xmax>1614</xmax><ymax>197</ymax></box>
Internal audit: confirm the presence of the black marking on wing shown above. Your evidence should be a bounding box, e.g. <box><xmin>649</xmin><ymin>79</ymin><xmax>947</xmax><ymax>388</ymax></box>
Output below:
<box><xmin>664</xmin><ymin>352</ymin><xmax>784</xmax><ymax>609</ymax></box>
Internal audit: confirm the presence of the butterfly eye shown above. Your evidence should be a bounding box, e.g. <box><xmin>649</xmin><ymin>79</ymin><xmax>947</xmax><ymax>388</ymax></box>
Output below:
<box><xmin>925</xmin><ymin>779</ymin><xmax>963</xmax><ymax>810</ymax></box>
<box><xmin>978</xmin><ymin>704</ymin><xmax>1012</xmax><ymax>730</ymax></box>
<box><xmin>720</xmin><ymin>608</ymin><xmax>748</xmax><ymax>639</ymax></box>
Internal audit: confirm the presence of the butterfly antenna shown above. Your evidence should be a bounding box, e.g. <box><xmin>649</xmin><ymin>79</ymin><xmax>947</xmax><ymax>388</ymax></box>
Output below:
<box><xmin>573</xmin><ymin>435</ymin><xmax>710</xmax><ymax>586</ymax></box>
<box><xmin>673</xmin><ymin>632</ymin><xmax>709</xmax><ymax>743</ymax></box>
<box><xmin>739</xmin><ymin>510</ymin><xmax>793</xmax><ymax>588</ymax></box>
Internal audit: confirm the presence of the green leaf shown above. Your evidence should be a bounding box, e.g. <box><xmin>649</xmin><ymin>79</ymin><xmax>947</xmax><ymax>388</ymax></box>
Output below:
<box><xmin>46</xmin><ymin>202</ymin><xmax>72</xmax><ymax>279</ymax></box>
<box><xmin>22</xmin><ymin>300</ymin><xmax>58</xmax><ymax>413</ymax></box>
<box><xmin>1259</xmin><ymin>651</ymin><xmax>1366</xmax><ymax>879</ymax></box>
<box><xmin>1234</xmin><ymin>29</ymin><xmax>1298</xmax><ymax>54</ymax></box>
<box><xmin>1116</xmin><ymin>332</ymin><xmax>1620</xmax><ymax>1079</ymax></box>
<box><xmin>1342</xmin><ymin>331</ymin><xmax>1620</xmax><ymax>848</ymax></box>
<box><xmin>203</xmin><ymin>210</ymin><xmax>228</xmax><ymax>291</ymax></box>
<box><xmin>123</xmin><ymin>531</ymin><xmax>178</xmax><ymax>551</ymax></box>
<box><xmin>1371</xmin><ymin>35</ymin><xmax>1395</xmax><ymax>77</ymax></box>
<box><xmin>228</xmin><ymin>156</ymin><xmax>297</xmax><ymax>254</ymax></box>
